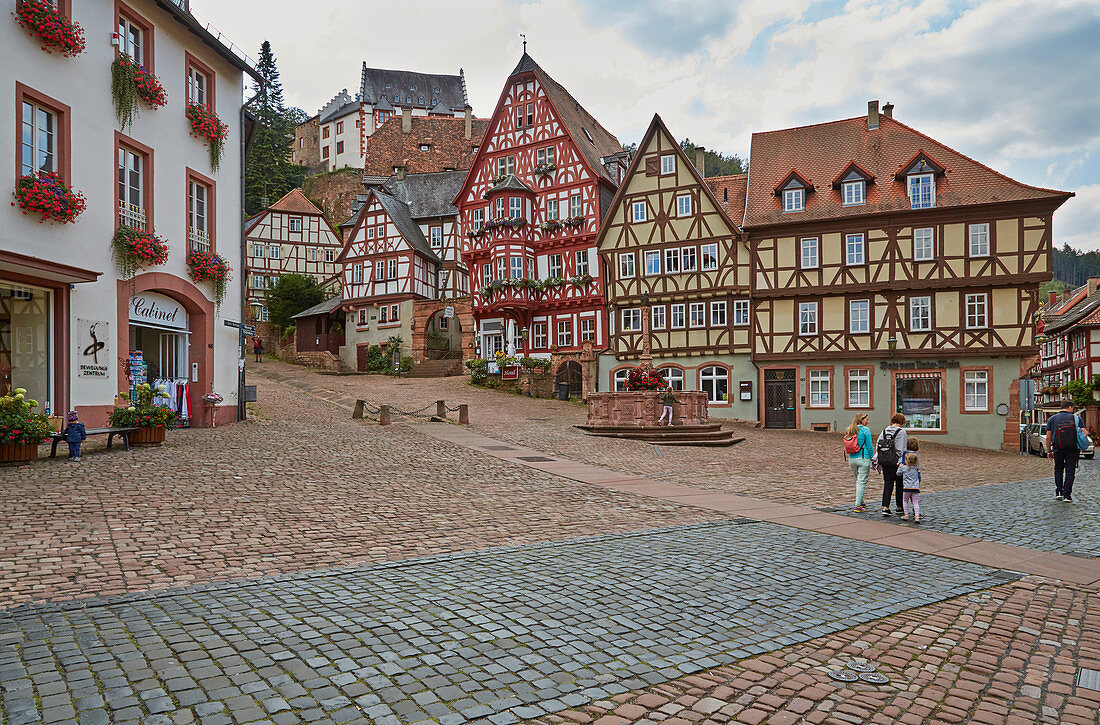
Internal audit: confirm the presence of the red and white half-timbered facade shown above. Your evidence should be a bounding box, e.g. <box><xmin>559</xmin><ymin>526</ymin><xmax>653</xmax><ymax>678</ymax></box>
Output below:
<box><xmin>456</xmin><ymin>53</ymin><xmax>625</xmax><ymax>358</ymax></box>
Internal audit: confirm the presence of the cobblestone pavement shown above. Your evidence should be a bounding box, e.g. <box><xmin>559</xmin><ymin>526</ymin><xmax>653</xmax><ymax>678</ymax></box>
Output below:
<box><xmin>0</xmin><ymin>370</ymin><xmax>718</xmax><ymax>608</ymax></box>
<box><xmin>0</xmin><ymin>522</ymin><xmax>1007</xmax><ymax>725</ymax></box>
<box><xmin>252</xmin><ymin>363</ymin><xmax>1052</xmax><ymax>508</ymax></box>
<box><xmin>527</xmin><ymin>577</ymin><xmax>1100</xmax><ymax>725</ymax></box>
<box><xmin>825</xmin><ymin>475</ymin><xmax>1100</xmax><ymax>557</ymax></box>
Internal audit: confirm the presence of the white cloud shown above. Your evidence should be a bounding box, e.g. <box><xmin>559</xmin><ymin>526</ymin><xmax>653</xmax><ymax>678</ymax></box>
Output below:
<box><xmin>1057</xmin><ymin>186</ymin><xmax>1100</xmax><ymax>251</ymax></box>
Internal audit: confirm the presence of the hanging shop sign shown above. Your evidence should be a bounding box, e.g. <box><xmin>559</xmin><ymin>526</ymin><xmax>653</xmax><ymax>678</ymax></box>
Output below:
<box><xmin>129</xmin><ymin>292</ymin><xmax>187</xmax><ymax>330</ymax></box>
<box><xmin>76</xmin><ymin>319</ymin><xmax>110</xmax><ymax>378</ymax></box>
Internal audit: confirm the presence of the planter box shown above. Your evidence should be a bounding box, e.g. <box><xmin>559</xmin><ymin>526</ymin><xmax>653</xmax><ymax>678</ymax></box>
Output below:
<box><xmin>0</xmin><ymin>442</ymin><xmax>39</xmax><ymax>463</ymax></box>
<box><xmin>130</xmin><ymin>427</ymin><xmax>166</xmax><ymax>445</ymax></box>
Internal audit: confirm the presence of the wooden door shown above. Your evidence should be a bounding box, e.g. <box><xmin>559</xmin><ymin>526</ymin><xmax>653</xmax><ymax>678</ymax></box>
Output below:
<box><xmin>764</xmin><ymin>369</ymin><xmax>797</xmax><ymax>429</ymax></box>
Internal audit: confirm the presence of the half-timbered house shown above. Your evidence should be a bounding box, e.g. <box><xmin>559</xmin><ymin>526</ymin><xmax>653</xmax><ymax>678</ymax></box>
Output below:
<box><xmin>244</xmin><ymin>189</ymin><xmax>343</xmax><ymax>323</ymax></box>
<box><xmin>455</xmin><ymin>53</ymin><xmax>626</xmax><ymax>362</ymax></box>
<box><xmin>595</xmin><ymin>115</ymin><xmax>754</xmax><ymax>418</ymax></box>
<box><xmin>1034</xmin><ymin>282</ymin><xmax>1100</xmax><ymax>416</ymax></box>
<box><xmin>743</xmin><ymin>101</ymin><xmax>1072</xmax><ymax>450</ymax></box>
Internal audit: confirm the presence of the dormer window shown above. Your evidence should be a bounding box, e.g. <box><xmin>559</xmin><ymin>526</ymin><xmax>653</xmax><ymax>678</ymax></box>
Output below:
<box><xmin>908</xmin><ymin>174</ymin><xmax>934</xmax><ymax>209</ymax></box>
<box><xmin>832</xmin><ymin>161</ymin><xmax>873</xmax><ymax>207</ymax></box>
<box><xmin>783</xmin><ymin>188</ymin><xmax>804</xmax><ymax>212</ymax></box>
<box><xmin>842</xmin><ymin>181</ymin><xmax>865</xmax><ymax>206</ymax></box>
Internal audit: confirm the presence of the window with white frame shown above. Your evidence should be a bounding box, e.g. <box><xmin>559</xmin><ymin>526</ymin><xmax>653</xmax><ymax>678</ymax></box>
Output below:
<box><xmin>352</xmin><ymin>264</ymin><xmax>363</xmax><ymax>284</ymax></box>
<box><xmin>733</xmin><ymin>299</ymin><xmax>749</xmax><ymax>326</ymax></box>
<box><xmin>659</xmin><ymin>367</ymin><xmax>684</xmax><ymax>391</ymax></box>
<box><xmin>570</xmin><ymin>194</ymin><xmax>582</xmax><ymax>218</ymax></box>
<box><xmin>689</xmin><ymin>302</ymin><xmax>705</xmax><ymax>327</ymax></box>
<box><xmin>288</xmin><ymin>217</ymin><xmax>302</xmax><ymax>232</ymax></box>
<box><xmin>842</xmin><ymin>180</ymin><xmax>865</xmax><ymax>206</ymax></box>
<box><xmin>509</xmin><ymin>196</ymin><xmax>522</xmax><ymax>219</ymax></box>
<box><xmin>700</xmin><ymin>366</ymin><xmax>729</xmax><ymax>403</ymax></box>
<box><xmin>430</xmin><ymin>226</ymin><xmax>442</xmax><ymax>248</ymax></box>
<box><xmin>966</xmin><ymin>293</ymin><xmax>988</xmax><ymax>329</ymax></box>
<box><xmin>324</xmin><ymin>249</ymin><xmax>334</xmax><ymax>263</ymax></box>
<box><xmin>783</xmin><ymin>188</ymin><xmax>804</xmax><ymax>212</ymax></box>
<box><xmin>849</xmin><ymin>299</ymin><xmax>870</xmax><ymax>334</ymax></box>
<box><xmin>548</xmin><ymin>253</ymin><xmax>562</xmax><ymax>278</ymax></box>
<box><xmin>575</xmin><ymin>250</ymin><xmax>589</xmax><ymax>276</ymax></box>
<box><xmin>619</xmin><ymin>252</ymin><xmax>635</xmax><ymax>278</ymax></box>
<box><xmin>681</xmin><ymin>247</ymin><xmax>697</xmax><ymax>272</ymax></box>
<box><xmin>621</xmin><ymin>308</ymin><xmax>642</xmax><ymax>332</ymax></box>
<box><xmin>379</xmin><ymin>306</ymin><xmax>388</xmax><ymax>323</ymax></box>
<box><xmin>495</xmin><ymin>257</ymin><xmax>506</xmax><ymax>281</ymax></box>
<box><xmin>252</xmin><ymin>245</ymin><xmax>264</xmax><ymax>258</ymax></box>
<box><xmin>910</xmin><ymin>296</ymin><xmax>931</xmax><ymax>331</ymax></box>
<box><xmin>913</xmin><ymin>227</ymin><xmax>934</xmax><ymax>261</ymax></box>
<box><xmin>701</xmin><ymin>243</ymin><xmax>718</xmax><ymax>271</ymax></box>
<box><xmin>532</xmin><ymin>322</ymin><xmax>547</xmax><ymax>349</ymax></box>
<box><xmin>510</xmin><ymin>256</ymin><xmax>523</xmax><ymax>279</ymax></box>
<box><xmin>969</xmin><ymin>223</ymin><xmax>990</xmax><ymax>257</ymax></box>
<box><xmin>376</xmin><ymin>224</ymin><xmax>384</xmax><ymax>238</ymax></box>
<box><xmin>908</xmin><ymin>173</ymin><xmax>934</xmax><ymax>209</ymax></box>
<box><xmin>472</xmin><ymin>207</ymin><xmax>484</xmax><ymax>229</ymax></box>
<box><xmin>631</xmin><ymin>200</ymin><xmax>646</xmax><ymax>222</ymax></box>
<box><xmin>644</xmin><ymin>251</ymin><xmax>661</xmax><ymax>275</ymax></box>
<box><xmin>251</xmin><ymin>275</ymin><xmax>265</xmax><ymax>289</ymax></box>
<box><xmin>580</xmin><ymin>318</ymin><xmax>595</xmax><ymax>341</ymax></box>
<box><xmin>527</xmin><ymin>257</ymin><xmax>535</xmax><ymax>278</ymax></box>
<box><xmin>670</xmin><ymin>304</ymin><xmax>685</xmax><ymax>328</ymax></box>
<box><xmin>390</xmin><ymin>304</ymin><xmax>399</xmax><ymax>321</ymax></box>
<box><xmin>665</xmin><ymin>248</ymin><xmax>680</xmax><ymax>274</ymax></box>
<box><xmin>799</xmin><ymin>302</ymin><xmax>818</xmax><ymax>336</ymax></box>
<box><xmin>660</xmin><ymin>154</ymin><xmax>675</xmax><ymax>174</ymax></box>
<box><xmin>358</xmin><ymin>309</ymin><xmax>368</xmax><ymax>326</ymax></box>
<box><xmin>118</xmin><ymin>14</ymin><xmax>143</xmax><ymax>63</ymax></box>
<box><xmin>848</xmin><ymin>369</ymin><xmax>870</xmax><ymax>408</ymax></box>
<box><xmin>845</xmin><ymin>234</ymin><xmax>865</xmax><ymax>266</ymax></box>
<box><xmin>186</xmin><ymin>180</ymin><xmax>208</xmax><ymax>251</ymax></box>
<box><xmin>375</xmin><ymin>260</ymin><xmax>385</xmax><ymax>280</ymax></box>
<box><xmin>367</xmin><ymin>226</ymin><xmax>375</xmax><ymax>240</ymax></box>
<box><xmin>21</xmin><ymin>101</ymin><xmax>56</xmax><ymax>177</ymax></box>
<box><xmin>269</xmin><ymin>245</ymin><xmax>280</xmax><ymax>260</ymax></box>
<box><xmin>536</xmin><ymin>146</ymin><xmax>555</xmax><ymax>166</ymax></box>
<box><xmin>710</xmin><ymin>301</ymin><xmax>727</xmax><ymax>327</ymax></box>
<box><xmin>964</xmin><ymin>370</ymin><xmax>988</xmax><ymax>411</ymax></box>
<box><xmin>676</xmin><ymin>194</ymin><xmax>692</xmax><ymax>217</ymax></box>
<box><xmin>387</xmin><ymin>258</ymin><xmax>397</xmax><ymax>279</ymax></box>
<box><xmin>117</xmin><ymin>146</ymin><xmax>143</xmax><ymax>221</ymax></box>
<box><xmin>652</xmin><ymin>305</ymin><xmax>666</xmax><ymax>329</ymax></box>
<box><xmin>809</xmin><ymin>369</ymin><xmax>831</xmax><ymax>407</ymax></box>
<box><xmin>544</xmin><ymin>198</ymin><xmax>559</xmax><ymax>221</ymax></box>
<box><xmin>613</xmin><ymin>368</ymin><xmax>630</xmax><ymax>392</ymax></box>
<box><xmin>557</xmin><ymin>319</ymin><xmax>573</xmax><ymax>347</ymax></box>
<box><xmin>800</xmin><ymin>237</ymin><xmax>819</xmax><ymax>269</ymax></box>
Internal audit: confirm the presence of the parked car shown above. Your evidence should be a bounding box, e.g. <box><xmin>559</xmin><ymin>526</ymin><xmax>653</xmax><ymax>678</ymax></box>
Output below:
<box><xmin>1027</xmin><ymin>422</ymin><xmax>1095</xmax><ymax>458</ymax></box>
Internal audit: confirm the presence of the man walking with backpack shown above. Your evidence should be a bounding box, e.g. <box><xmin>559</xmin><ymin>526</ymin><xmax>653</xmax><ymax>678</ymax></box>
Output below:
<box><xmin>873</xmin><ymin>413</ymin><xmax>909</xmax><ymax>516</ymax></box>
<box><xmin>1046</xmin><ymin>400</ymin><xmax>1081</xmax><ymax>503</ymax></box>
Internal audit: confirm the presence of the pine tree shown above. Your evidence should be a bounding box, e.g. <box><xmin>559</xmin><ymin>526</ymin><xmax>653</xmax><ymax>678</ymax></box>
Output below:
<box><xmin>244</xmin><ymin>41</ymin><xmax>300</xmax><ymax>216</ymax></box>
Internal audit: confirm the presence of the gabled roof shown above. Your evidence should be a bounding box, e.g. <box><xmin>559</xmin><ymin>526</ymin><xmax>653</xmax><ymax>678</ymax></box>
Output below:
<box><xmin>1047</xmin><ymin>286</ymin><xmax>1100</xmax><ymax>333</ymax></box>
<box><xmin>291</xmin><ymin>295</ymin><xmax>343</xmax><ymax>320</ymax></box>
<box><xmin>268</xmin><ymin>188</ymin><xmax>325</xmax><ymax>216</ymax></box>
<box><xmin>243</xmin><ymin>213</ymin><xmax>264</xmax><ymax>233</ymax></box>
<box><xmin>831</xmin><ymin>160</ymin><xmax>875</xmax><ymax>189</ymax></box>
<box><xmin>485</xmin><ymin>174</ymin><xmax>535</xmax><ymax>196</ymax></box>
<box><xmin>744</xmin><ymin>112</ymin><xmax>1072</xmax><ymax>227</ymax></box>
<box><xmin>360</xmin><ymin>64</ymin><xmax>467</xmax><ymax>112</ymax></box>
<box><xmin>704</xmin><ymin>174</ymin><xmax>748</xmax><ymax>225</ymax></box>
<box><xmin>895</xmin><ymin>150</ymin><xmax>946</xmax><ymax>180</ymax></box>
<box><xmin>509</xmin><ymin>53</ymin><xmax>623</xmax><ymax>184</ymax></box>
<box><xmin>773</xmin><ymin>169</ymin><xmax>814</xmax><ymax>195</ymax></box>
<box><xmin>362</xmin><ymin>116</ymin><xmax>488</xmax><ymax>176</ymax></box>
<box><xmin>369</xmin><ymin>189</ymin><xmax>440</xmax><ymax>262</ymax></box>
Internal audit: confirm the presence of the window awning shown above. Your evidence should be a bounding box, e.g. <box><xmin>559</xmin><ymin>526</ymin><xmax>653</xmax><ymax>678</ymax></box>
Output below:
<box><xmin>0</xmin><ymin>250</ymin><xmax>101</xmax><ymax>285</ymax></box>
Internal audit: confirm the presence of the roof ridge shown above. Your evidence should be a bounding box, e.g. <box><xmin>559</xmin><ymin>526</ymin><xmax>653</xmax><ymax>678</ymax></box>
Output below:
<box><xmin>752</xmin><ymin>115</ymin><xmax>866</xmax><ymax>137</ymax></box>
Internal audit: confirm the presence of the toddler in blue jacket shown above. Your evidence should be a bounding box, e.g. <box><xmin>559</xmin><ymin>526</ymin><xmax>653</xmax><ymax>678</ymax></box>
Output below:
<box><xmin>62</xmin><ymin>411</ymin><xmax>86</xmax><ymax>461</ymax></box>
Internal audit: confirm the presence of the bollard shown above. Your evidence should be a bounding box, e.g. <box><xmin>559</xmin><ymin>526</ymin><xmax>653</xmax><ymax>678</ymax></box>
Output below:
<box><xmin>458</xmin><ymin>404</ymin><xmax>469</xmax><ymax>424</ymax></box>
<box><xmin>436</xmin><ymin>400</ymin><xmax>446</xmax><ymax>419</ymax></box>
<box><xmin>379</xmin><ymin>405</ymin><xmax>391</xmax><ymax>425</ymax></box>
<box><xmin>352</xmin><ymin>400</ymin><xmax>365</xmax><ymax>419</ymax></box>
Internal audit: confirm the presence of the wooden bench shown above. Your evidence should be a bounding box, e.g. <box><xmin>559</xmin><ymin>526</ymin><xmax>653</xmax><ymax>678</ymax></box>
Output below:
<box><xmin>49</xmin><ymin>427</ymin><xmax>138</xmax><ymax>458</ymax></box>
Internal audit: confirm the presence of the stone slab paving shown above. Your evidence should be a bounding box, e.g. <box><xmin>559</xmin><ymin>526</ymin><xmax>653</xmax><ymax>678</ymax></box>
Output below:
<box><xmin>824</xmin><ymin>477</ymin><xmax>1100</xmax><ymax>558</ymax></box>
<box><xmin>0</xmin><ymin>522</ymin><xmax>1008</xmax><ymax>725</ymax></box>
<box><xmin>526</xmin><ymin>577</ymin><xmax>1100</xmax><ymax>725</ymax></box>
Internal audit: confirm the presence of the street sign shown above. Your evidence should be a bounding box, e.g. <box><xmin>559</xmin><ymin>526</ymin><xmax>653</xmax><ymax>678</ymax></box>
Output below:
<box><xmin>223</xmin><ymin>320</ymin><xmax>257</xmax><ymax>336</ymax></box>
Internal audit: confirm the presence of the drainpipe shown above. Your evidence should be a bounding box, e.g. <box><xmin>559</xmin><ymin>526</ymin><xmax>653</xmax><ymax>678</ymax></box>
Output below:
<box><xmin>239</xmin><ymin>78</ymin><xmax>265</xmax><ymax>423</ymax></box>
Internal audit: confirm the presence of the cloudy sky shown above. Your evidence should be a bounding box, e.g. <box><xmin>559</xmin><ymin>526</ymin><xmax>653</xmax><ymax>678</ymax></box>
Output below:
<box><xmin>194</xmin><ymin>0</ymin><xmax>1100</xmax><ymax>249</ymax></box>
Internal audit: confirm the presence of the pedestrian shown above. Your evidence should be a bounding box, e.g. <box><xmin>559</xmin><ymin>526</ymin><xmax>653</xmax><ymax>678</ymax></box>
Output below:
<box><xmin>897</xmin><ymin>451</ymin><xmax>922</xmax><ymax>522</ymax></box>
<box><xmin>843</xmin><ymin>413</ymin><xmax>874</xmax><ymax>512</ymax></box>
<box><xmin>1046</xmin><ymin>400</ymin><xmax>1080</xmax><ymax>502</ymax></box>
<box><xmin>657</xmin><ymin>384</ymin><xmax>678</xmax><ymax>426</ymax></box>
<box><xmin>873</xmin><ymin>412</ymin><xmax>908</xmax><ymax>516</ymax></box>
<box><xmin>61</xmin><ymin>410</ymin><xmax>86</xmax><ymax>462</ymax></box>
<box><xmin>252</xmin><ymin>335</ymin><xmax>263</xmax><ymax>363</ymax></box>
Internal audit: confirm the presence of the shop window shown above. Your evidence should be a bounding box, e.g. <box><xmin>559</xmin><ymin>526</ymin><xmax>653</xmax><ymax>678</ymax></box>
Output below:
<box><xmin>0</xmin><ymin>282</ymin><xmax>53</xmax><ymax>408</ymax></box>
<box><xmin>896</xmin><ymin>372</ymin><xmax>941</xmax><ymax>430</ymax></box>
<box><xmin>700</xmin><ymin>366</ymin><xmax>728</xmax><ymax>403</ymax></box>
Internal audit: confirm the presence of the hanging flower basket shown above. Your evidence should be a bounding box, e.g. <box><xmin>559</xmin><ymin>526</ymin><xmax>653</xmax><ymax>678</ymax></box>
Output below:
<box><xmin>110</xmin><ymin>54</ymin><xmax>167</xmax><ymax>129</ymax></box>
<box><xmin>14</xmin><ymin>0</ymin><xmax>86</xmax><ymax>56</ymax></box>
<box><xmin>12</xmin><ymin>172</ymin><xmax>86</xmax><ymax>224</ymax></box>
<box><xmin>540</xmin><ymin>220</ymin><xmax>562</xmax><ymax>233</ymax></box>
<box><xmin>110</xmin><ymin>226</ymin><xmax>169</xmax><ymax>278</ymax></box>
<box><xmin>187</xmin><ymin>249</ymin><xmax>231</xmax><ymax>306</ymax></box>
<box><xmin>186</xmin><ymin>103</ymin><xmax>228</xmax><ymax>172</ymax></box>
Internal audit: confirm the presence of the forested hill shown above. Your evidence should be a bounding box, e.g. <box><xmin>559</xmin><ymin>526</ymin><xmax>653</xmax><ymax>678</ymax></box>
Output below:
<box><xmin>1054</xmin><ymin>245</ymin><xmax>1100</xmax><ymax>286</ymax></box>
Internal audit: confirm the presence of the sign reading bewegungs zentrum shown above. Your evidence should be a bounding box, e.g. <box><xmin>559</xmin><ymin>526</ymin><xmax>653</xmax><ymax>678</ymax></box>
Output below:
<box><xmin>76</xmin><ymin>319</ymin><xmax>110</xmax><ymax>378</ymax></box>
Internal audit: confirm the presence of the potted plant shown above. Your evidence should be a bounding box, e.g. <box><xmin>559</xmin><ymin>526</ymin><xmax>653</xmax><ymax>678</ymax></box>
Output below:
<box><xmin>111</xmin><ymin>225</ymin><xmax>169</xmax><ymax>277</ymax></box>
<box><xmin>111</xmin><ymin>53</ymin><xmax>167</xmax><ymax>129</ymax></box>
<box><xmin>14</xmin><ymin>0</ymin><xmax>86</xmax><ymax>56</ymax></box>
<box><xmin>186</xmin><ymin>102</ymin><xmax>229</xmax><ymax>171</ymax></box>
<box><xmin>12</xmin><ymin>171</ymin><xmax>86</xmax><ymax>224</ymax></box>
<box><xmin>0</xmin><ymin>389</ymin><xmax>52</xmax><ymax>463</ymax></box>
<box><xmin>108</xmin><ymin>383</ymin><xmax>178</xmax><ymax>444</ymax></box>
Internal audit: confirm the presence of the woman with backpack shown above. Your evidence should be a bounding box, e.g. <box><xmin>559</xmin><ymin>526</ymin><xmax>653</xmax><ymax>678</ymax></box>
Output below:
<box><xmin>843</xmin><ymin>413</ymin><xmax>874</xmax><ymax>512</ymax></box>
<box><xmin>873</xmin><ymin>412</ymin><xmax>908</xmax><ymax>516</ymax></box>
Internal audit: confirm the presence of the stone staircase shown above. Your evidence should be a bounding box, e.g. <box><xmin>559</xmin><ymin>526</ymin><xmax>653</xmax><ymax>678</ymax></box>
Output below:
<box><xmin>408</xmin><ymin>359</ymin><xmax>464</xmax><ymax>378</ymax></box>
<box><xmin>575</xmin><ymin>423</ymin><xmax>745</xmax><ymax>447</ymax></box>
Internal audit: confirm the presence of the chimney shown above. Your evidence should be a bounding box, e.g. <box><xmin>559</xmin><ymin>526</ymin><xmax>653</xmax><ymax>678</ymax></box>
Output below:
<box><xmin>1063</xmin><ymin>289</ymin><xmax>1071</xmax><ymax>302</ymax></box>
<box><xmin>1090</xmin><ymin>278</ymin><xmax>1099</xmax><ymax>296</ymax></box>
<box><xmin>1049</xmin><ymin>290</ymin><xmax>1058</xmax><ymax>307</ymax></box>
<box><xmin>695</xmin><ymin>146</ymin><xmax>706</xmax><ymax>176</ymax></box>
<box><xmin>867</xmin><ymin>100</ymin><xmax>879</xmax><ymax>130</ymax></box>
<box><xmin>401</xmin><ymin>107</ymin><xmax>412</xmax><ymax>133</ymax></box>
<box><xmin>464</xmin><ymin>107</ymin><xmax>472</xmax><ymax>140</ymax></box>
<box><xmin>882</xmin><ymin>102</ymin><xmax>894</xmax><ymax>118</ymax></box>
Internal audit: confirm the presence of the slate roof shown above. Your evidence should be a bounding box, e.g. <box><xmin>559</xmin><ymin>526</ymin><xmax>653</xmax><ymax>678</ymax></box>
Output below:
<box><xmin>362</xmin><ymin>116</ymin><xmax>488</xmax><ymax>176</ymax></box>
<box><xmin>744</xmin><ymin>113</ymin><xmax>1072</xmax><ymax>228</ymax></box>
<box><xmin>509</xmin><ymin>53</ymin><xmax>623</xmax><ymax>184</ymax></box>
<box><xmin>704</xmin><ymin>174</ymin><xmax>748</xmax><ymax>226</ymax></box>
<box><xmin>1045</xmin><ymin>284</ymin><xmax>1100</xmax><ymax>333</ymax></box>
<box><xmin>320</xmin><ymin>101</ymin><xmax>359</xmax><ymax>125</ymax></box>
<box><xmin>243</xmin><ymin>213</ymin><xmax>264</xmax><ymax>233</ymax></box>
<box><xmin>383</xmin><ymin>171</ymin><xmax>468</xmax><ymax>219</ymax></box>
<box><xmin>268</xmin><ymin>188</ymin><xmax>325</xmax><ymax>216</ymax></box>
<box><xmin>371</xmin><ymin>190</ymin><xmax>440</xmax><ymax>262</ymax></box>
<box><xmin>291</xmin><ymin>295</ymin><xmax>343</xmax><ymax>320</ymax></box>
<box><xmin>361</xmin><ymin>65</ymin><xmax>467</xmax><ymax>112</ymax></box>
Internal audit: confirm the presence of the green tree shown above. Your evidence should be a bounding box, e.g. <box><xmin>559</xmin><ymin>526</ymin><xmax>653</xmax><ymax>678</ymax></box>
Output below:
<box><xmin>265</xmin><ymin>273</ymin><xmax>325</xmax><ymax>329</ymax></box>
<box><xmin>679</xmin><ymin>138</ymin><xmax>747</xmax><ymax>177</ymax></box>
<box><xmin>245</xmin><ymin>41</ymin><xmax>301</xmax><ymax>216</ymax></box>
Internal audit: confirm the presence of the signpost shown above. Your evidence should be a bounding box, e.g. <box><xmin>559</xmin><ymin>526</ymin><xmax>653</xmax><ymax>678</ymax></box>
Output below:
<box><xmin>224</xmin><ymin>320</ymin><xmax>257</xmax><ymax>421</ymax></box>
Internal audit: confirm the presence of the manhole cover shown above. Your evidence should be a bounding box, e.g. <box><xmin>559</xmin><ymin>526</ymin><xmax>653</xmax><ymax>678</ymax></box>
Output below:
<box><xmin>829</xmin><ymin>670</ymin><xmax>859</xmax><ymax>682</ymax></box>
<box><xmin>1077</xmin><ymin>668</ymin><xmax>1100</xmax><ymax>691</ymax></box>
<box><xmin>517</xmin><ymin>456</ymin><xmax>555</xmax><ymax>462</ymax></box>
<box><xmin>846</xmin><ymin>661</ymin><xmax>877</xmax><ymax>673</ymax></box>
<box><xmin>859</xmin><ymin>672</ymin><xmax>890</xmax><ymax>684</ymax></box>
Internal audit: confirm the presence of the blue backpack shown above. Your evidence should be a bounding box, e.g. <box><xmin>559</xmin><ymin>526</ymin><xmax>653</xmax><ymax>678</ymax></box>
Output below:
<box><xmin>1077</xmin><ymin>414</ymin><xmax>1091</xmax><ymax>451</ymax></box>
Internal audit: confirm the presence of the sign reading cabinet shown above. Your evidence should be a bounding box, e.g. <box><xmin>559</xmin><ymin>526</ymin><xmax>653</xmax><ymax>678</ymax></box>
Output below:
<box><xmin>129</xmin><ymin>292</ymin><xmax>187</xmax><ymax>331</ymax></box>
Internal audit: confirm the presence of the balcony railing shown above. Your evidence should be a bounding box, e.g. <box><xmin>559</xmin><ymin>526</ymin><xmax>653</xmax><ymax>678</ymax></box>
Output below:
<box><xmin>188</xmin><ymin>227</ymin><xmax>210</xmax><ymax>253</ymax></box>
<box><xmin>118</xmin><ymin>201</ymin><xmax>146</xmax><ymax>230</ymax></box>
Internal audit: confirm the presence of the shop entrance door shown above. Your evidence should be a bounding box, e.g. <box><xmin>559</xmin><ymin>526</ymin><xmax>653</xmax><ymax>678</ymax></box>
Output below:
<box><xmin>764</xmin><ymin>368</ymin><xmax>797</xmax><ymax>429</ymax></box>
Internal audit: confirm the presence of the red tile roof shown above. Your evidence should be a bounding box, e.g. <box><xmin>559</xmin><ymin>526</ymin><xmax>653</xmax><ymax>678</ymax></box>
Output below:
<box><xmin>704</xmin><ymin>174</ymin><xmax>747</xmax><ymax>225</ymax></box>
<box><xmin>268</xmin><ymin>188</ymin><xmax>325</xmax><ymax>215</ymax></box>
<box><xmin>744</xmin><ymin>114</ymin><xmax>1071</xmax><ymax>228</ymax></box>
<box><xmin>362</xmin><ymin>116</ymin><xmax>488</xmax><ymax>176</ymax></box>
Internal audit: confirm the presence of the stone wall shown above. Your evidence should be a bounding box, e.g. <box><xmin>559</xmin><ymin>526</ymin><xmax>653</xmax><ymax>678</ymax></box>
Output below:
<box><xmin>302</xmin><ymin>170</ymin><xmax>365</xmax><ymax>228</ymax></box>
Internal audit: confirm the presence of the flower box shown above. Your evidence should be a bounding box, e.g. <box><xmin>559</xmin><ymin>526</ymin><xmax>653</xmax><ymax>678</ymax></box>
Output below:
<box><xmin>15</xmin><ymin>0</ymin><xmax>86</xmax><ymax>56</ymax></box>
<box><xmin>187</xmin><ymin>250</ymin><xmax>231</xmax><ymax>306</ymax></box>
<box><xmin>111</xmin><ymin>226</ymin><xmax>169</xmax><ymax>277</ymax></box>
<box><xmin>129</xmin><ymin>426</ymin><xmax>165</xmax><ymax>445</ymax></box>
<box><xmin>111</xmin><ymin>54</ymin><xmax>167</xmax><ymax>129</ymax></box>
<box><xmin>0</xmin><ymin>443</ymin><xmax>39</xmax><ymax>464</ymax></box>
<box><xmin>13</xmin><ymin>172</ymin><xmax>86</xmax><ymax>224</ymax></box>
<box><xmin>186</xmin><ymin>103</ymin><xmax>229</xmax><ymax>171</ymax></box>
